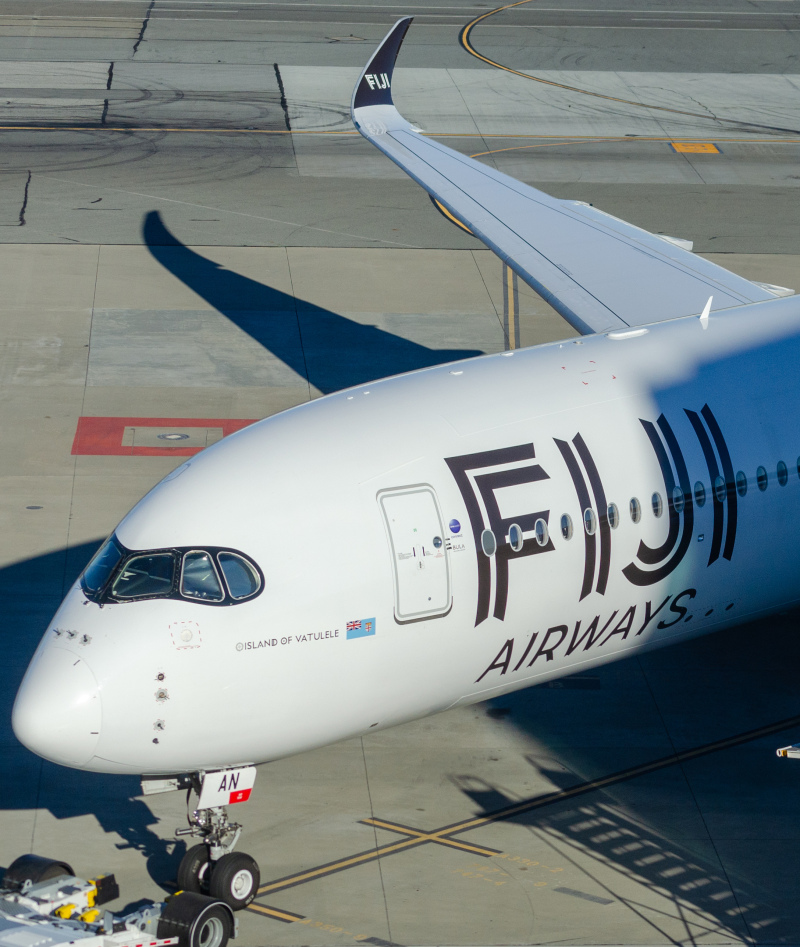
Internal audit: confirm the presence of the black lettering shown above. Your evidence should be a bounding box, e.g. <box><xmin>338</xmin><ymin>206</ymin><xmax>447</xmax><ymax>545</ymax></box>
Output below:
<box><xmin>476</xmin><ymin>639</ymin><xmax>515</xmax><ymax>682</ymax></box>
<box><xmin>635</xmin><ymin>596</ymin><xmax>671</xmax><ymax>635</ymax></box>
<box><xmin>512</xmin><ymin>633</ymin><xmax>538</xmax><ymax>671</ymax></box>
<box><xmin>566</xmin><ymin>618</ymin><xmax>595</xmax><ymax>656</ymax></box>
<box><xmin>657</xmin><ymin>589</ymin><xmax>697</xmax><ymax>629</ymax></box>
<box><xmin>554</xmin><ymin>438</ymin><xmax>595</xmax><ymax>601</ymax></box>
<box><xmin>528</xmin><ymin>625</ymin><xmax>568</xmax><ymax>665</ymax></box>
<box><xmin>600</xmin><ymin>606</ymin><xmax>636</xmax><ymax>646</ymax></box>
<box><xmin>446</xmin><ymin>445</ymin><xmax>551</xmax><ymax>626</ymax></box>
<box><xmin>566</xmin><ymin>611</ymin><xmax>617</xmax><ymax>654</ymax></box>
<box><xmin>229</xmin><ymin>773</ymin><xmax>239</xmax><ymax>790</ymax></box>
<box><xmin>622</xmin><ymin>415</ymin><xmax>693</xmax><ymax>586</ymax></box>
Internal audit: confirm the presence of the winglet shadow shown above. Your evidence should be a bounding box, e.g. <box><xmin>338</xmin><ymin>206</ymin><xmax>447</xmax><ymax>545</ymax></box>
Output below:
<box><xmin>142</xmin><ymin>211</ymin><xmax>483</xmax><ymax>393</ymax></box>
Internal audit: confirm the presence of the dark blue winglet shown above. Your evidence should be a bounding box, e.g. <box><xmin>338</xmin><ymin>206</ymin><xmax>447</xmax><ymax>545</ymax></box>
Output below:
<box><xmin>352</xmin><ymin>17</ymin><xmax>413</xmax><ymax>111</ymax></box>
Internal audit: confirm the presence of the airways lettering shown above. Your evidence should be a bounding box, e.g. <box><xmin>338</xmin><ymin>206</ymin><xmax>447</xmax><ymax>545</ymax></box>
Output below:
<box><xmin>474</xmin><ymin>589</ymin><xmax>697</xmax><ymax>683</ymax></box>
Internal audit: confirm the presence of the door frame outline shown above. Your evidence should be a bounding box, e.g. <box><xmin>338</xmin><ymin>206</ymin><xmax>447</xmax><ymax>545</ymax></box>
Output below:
<box><xmin>377</xmin><ymin>483</ymin><xmax>453</xmax><ymax>624</ymax></box>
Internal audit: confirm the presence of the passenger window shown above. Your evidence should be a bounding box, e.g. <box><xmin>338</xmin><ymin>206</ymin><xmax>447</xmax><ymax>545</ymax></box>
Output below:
<box><xmin>694</xmin><ymin>481</ymin><xmax>706</xmax><ymax>507</ymax></box>
<box><xmin>583</xmin><ymin>508</ymin><xmax>597</xmax><ymax>535</ymax></box>
<box><xmin>534</xmin><ymin>518</ymin><xmax>549</xmax><ymax>547</ymax></box>
<box><xmin>651</xmin><ymin>493</ymin><xmax>663</xmax><ymax>518</ymax></box>
<box><xmin>757</xmin><ymin>466</ymin><xmax>768</xmax><ymax>492</ymax></box>
<box><xmin>736</xmin><ymin>471</ymin><xmax>747</xmax><ymax>497</ymax></box>
<box><xmin>629</xmin><ymin>497</ymin><xmax>641</xmax><ymax>523</ymax></box>
<box><xmin>112</xmin><ymin>553</ymin><xmax>175</xmax><ymax>599</ymax></box>
<box><xmin>672</xmin><ymin>487</ymin><xmax>684</xmax><ymax>513</ymax></box>
<box><xmin>560</xmin><ymin>514</ymin><xmax>573</xmax><ymax>541</ymax></box>
<box><xmin>778</xmin><ymin>460</ymin><xmax>788</xmax><ymax>486</ymax></box>
<box><xmin>481</xmin><ymin>529</ymin><xmax>496</xmax><ymax>557</ymax></box>
<box><xmin>508</xmin><ymin>523</ymin><xmax>524</xmax><ymax>552</ymax></box>
<box><xmin>713</xmin><ymin>475</ymin><xmax>726</xmax><ymax>503</ymax></box>
<box><xmin>218</xmin><ymin>552</ymin><xmax>261</xmax><ymax>600</ymax></box>
<box><xmin>607</xmin><ymin>503</ymin><xmax>619</xmax><ymax>529</ymax></box>
<box><xmin>181</xmin><ymin>551</ymin><xmax>224</xmax><ymax>602</ymax></box>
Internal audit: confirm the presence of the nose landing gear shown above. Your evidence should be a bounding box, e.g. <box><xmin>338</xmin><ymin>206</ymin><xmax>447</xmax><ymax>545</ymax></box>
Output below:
<box><xmin>144</xmin><ymin>766</ymin><xmax>260</xmax><ymax>912</ymax></box>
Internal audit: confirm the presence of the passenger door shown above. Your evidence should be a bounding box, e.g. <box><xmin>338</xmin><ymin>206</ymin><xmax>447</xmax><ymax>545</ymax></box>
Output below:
<box><xmin>378</xmin><ymin>485</ymin><xmax>451</xmax><ymax>623</ymax></box>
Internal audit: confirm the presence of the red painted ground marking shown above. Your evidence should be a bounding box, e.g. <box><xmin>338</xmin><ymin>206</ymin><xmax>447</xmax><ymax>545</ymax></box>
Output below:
<box><xmin>71</xmin><ymin>417</ymin><xmax>259</xmax><ymax>457</ymax></box>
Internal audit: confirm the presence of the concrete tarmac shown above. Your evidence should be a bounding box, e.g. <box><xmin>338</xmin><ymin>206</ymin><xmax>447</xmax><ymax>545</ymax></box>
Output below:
<box><xmin>2</xmin><ymin>1</ymin><xmax>800</xmax><ymax>945</ymax></box>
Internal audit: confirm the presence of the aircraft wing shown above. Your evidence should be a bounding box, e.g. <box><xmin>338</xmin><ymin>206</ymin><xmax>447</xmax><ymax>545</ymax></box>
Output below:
<box><xmin>351</xmin><ymin>19</ymin><xmax>791</xmax><ymax>336</ymax></box>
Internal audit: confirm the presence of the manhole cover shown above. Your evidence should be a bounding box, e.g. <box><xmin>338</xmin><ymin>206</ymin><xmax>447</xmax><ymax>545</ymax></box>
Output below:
<box><xmin>158</xmin><ymin>432</ymin><xmax>190</xmax><ymax>441</ymax></box>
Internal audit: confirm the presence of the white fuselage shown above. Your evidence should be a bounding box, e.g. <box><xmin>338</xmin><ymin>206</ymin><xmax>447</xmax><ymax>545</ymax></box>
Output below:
<box><xmin>13</xmin><ymin>294</ymin><xmax>800</xmax><ymax>775</ymax></box>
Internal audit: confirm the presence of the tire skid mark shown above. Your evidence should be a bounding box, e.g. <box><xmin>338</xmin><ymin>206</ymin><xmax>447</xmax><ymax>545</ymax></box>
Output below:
<box><xmin>133</xmin><ymin>0</ymin><xmax>155</xmax><ymax>56</ymax></box>
<box><xmin>18</xmin><ymin>170</ymin><xmax>31</xmax><ymax>226</ymax></box>
<box><xmin>459</xmin><ymin>0</ymin><xmax>800</xmax><ymax>137</ymax></box>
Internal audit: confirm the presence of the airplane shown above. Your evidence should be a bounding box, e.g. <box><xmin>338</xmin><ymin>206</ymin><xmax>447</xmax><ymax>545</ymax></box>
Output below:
<box><xmin>11</xmin><ymin>16</ymin><xmax>800</xmax><ymax>914</ymax></box>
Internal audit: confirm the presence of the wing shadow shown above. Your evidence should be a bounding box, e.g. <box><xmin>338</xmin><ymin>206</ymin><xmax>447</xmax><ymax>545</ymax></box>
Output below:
<box><xmin>143</xmin><ymin>211</ymin><xmax>483</xmax><ymax>394</ymax></box>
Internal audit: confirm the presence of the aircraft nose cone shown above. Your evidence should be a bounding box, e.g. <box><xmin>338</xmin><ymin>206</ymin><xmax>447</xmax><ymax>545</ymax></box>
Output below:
<box><xmin>12</xmin><ymin>646</ymin><xmax>101</xmax><ymax>767</ymax></box>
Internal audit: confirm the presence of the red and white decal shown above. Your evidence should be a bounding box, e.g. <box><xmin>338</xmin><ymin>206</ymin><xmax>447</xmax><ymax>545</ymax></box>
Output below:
<box><xmin>197</xmin><ymin>766</ymin><xmax>257</xmax><ymax>809</ymax></box>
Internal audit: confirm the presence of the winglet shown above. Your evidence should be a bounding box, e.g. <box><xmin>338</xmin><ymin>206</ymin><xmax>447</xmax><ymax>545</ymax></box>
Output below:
<box><xmin>351</xmin><ymin>17</ymin><xmax>413</xmax><ymax>113</ymax></box>
<box><xmin>699</xmin><ymin>295</ymin><xmax>712</xmax><ymax>329</ymax></box>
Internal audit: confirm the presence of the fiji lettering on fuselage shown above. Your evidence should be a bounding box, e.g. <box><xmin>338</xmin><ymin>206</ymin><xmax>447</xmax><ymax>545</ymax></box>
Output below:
<box><xmin>444</xmin><ymin>402</ymin><xmax>736</xmax><ymax>631</ymax></box>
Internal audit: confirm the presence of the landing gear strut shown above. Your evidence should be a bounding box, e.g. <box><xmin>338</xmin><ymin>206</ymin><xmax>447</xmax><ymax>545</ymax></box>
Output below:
<box><xmin>145</xmin><ymin>767</ymin><xmax>260</xmax><ymax>911</ymax></box>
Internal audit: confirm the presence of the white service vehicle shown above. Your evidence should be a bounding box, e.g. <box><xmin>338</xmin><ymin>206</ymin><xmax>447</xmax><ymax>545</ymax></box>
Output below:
<box><xmin>0</xmin><ymin>854</ymin><xmax>236</xmax><ymax>947</ymax></box>
<box><xmin>11</xmin><ymin>19</ymin><xmax>800</xmax><ymax>907</ymax></box>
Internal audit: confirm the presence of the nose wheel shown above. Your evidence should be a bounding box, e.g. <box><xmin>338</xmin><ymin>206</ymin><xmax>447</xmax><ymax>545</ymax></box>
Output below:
<box><xmin>208</xmin><ymin>852</ymin><xmax>260</xmax><ymax>910</ymax></box>
<box><xmin>174</xmin><ymin>768</ymin><xmax>260</xmax><ymax>911</ymax></box>
<box><xmin>177</xmin><ymin>845</ymin><xmax>260</xmax><ymax>912</ymax></box>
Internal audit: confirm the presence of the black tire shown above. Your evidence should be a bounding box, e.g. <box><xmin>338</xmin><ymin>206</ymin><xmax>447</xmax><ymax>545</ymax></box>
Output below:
<box><xmin>177</xmin><ymin>844</ymin><xmax>212</xmax><ymax>894</ymax></box>
<box><xmin>157</xmin><ymin>891</ymin><xmax>233</xmax><ymax>947</ymax></box>
<box><xmin>3</xmin><ymin>854</ymin><xmax>74</xmax><ymax>891</ymax></box>
<box><xmin>208</xmin><ymin>852</ymin><xmax>260</xmax><ymax>910</ymax></box>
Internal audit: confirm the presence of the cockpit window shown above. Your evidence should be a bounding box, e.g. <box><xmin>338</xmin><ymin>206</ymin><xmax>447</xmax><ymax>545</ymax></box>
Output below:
<box><xmin>82</xmin><ymin>537</ymin><xmax>123</xmax><ymax>594</ymax></box>
<box><xmin>111</xmin><ymin>552</ymin><xmax>176</xmax><ymax>600</ymax></box>
<box><xmin>181</xmin><ymin>551</ymin><xmax>224</xmax><ymax>602</ymax></box>
<box><xmin>80</xmin><ymin>537</ymin><xmax>263</xmax><ymax>606</ymax></box>
<box><xmin>218</xmin><ymin>552</ymin><xmax>261</xmax><ymax>600</ymax></box>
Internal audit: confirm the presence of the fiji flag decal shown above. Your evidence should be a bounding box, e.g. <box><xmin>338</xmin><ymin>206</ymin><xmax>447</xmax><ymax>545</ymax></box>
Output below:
<box><xmin>347</xmin><ymin>617</ymin><xmax>376</xmax><ymax>640</ymax></box>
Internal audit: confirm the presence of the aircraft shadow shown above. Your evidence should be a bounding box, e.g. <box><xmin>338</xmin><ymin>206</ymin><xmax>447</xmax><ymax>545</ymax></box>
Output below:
<box><xmin>455</xmin><ymin>765</ymin><xmax>758</xmax><ymax>943</ymax></box>
<box><xmin>142</xmin><ymin>211</ymin><xmax>483</xmax><ymax>394</ymax></box>
<box><xmin>459</xmin><ymin>615</ymin><xmax>800</xmax><ymax>944</ymax></box>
